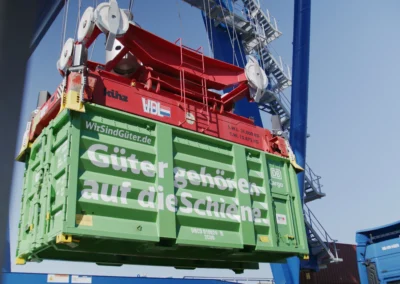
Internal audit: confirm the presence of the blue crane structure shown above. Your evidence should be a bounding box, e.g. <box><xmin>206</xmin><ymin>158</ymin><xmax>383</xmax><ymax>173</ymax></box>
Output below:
<box><xmin>2</xmin><ymin>0</ymin><xmax>340</xmax><ymax>283</ymax></box>
<box><xmin>180</xmin><ymin>0</ymin><xmax>343</xmax><ymax>282</ymax></box>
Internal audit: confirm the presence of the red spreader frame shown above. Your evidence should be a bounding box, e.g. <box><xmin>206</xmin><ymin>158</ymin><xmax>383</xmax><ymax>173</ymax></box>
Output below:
<box><xmin>27</xmin><ymin>23</ymin><xmax>289</xmax><ymax>159</ymax></box>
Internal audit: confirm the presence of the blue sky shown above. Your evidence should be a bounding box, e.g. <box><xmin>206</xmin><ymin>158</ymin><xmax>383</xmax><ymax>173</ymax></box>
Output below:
<box><xmin>8</xmin><ymin>0</ymin><xmax>400</xmax><ymax>280</ymax></box>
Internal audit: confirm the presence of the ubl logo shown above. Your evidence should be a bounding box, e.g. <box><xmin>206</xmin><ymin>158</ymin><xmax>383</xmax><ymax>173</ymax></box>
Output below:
<box><xmin>142</xmin><ymin>98</ymin><xmax>171</xmax><ymax>117</ymax></box>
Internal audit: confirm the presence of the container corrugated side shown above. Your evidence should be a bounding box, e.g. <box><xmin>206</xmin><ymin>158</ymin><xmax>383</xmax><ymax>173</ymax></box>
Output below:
<box><xmin>300</xmin><ymin>243</ymin><xmax>360</xmax><ymax>284</ymax></box>
<box><xmin>16</xmin><ymin>127</ymin><xmax>48</xmax><ymax>258</ymax></box>
<box><xmin>16</xmin><ymin>103</ymin><xmax>308</xmax><ymax>268</ymax></box>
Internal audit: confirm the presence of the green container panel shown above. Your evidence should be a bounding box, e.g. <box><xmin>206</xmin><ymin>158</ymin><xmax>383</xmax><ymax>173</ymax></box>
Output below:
<box><xmin>16</xmin><ymin>103</ymin><xmax>308</xmax><ymax>269</ymax></box>
<box><xmin>17</xmin><ymin>128</ymin><xmax>48</xmax><ymax>258</ymax></box>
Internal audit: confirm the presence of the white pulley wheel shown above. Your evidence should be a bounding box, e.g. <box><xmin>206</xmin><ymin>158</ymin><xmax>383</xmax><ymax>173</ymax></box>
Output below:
<box><xmin>58</xmin><ymin>38</ymin><xmax>75</xmax><ymax>72</ymax></box>
<box><xmin>245</xmin><ymin>56</ymin><xmax>268</xmax><ymax>102</ymax></box>
<box><xmin>94</xmin><ymin>2</ymin><xmax>129</xmax><ymax>36</ymax></box>
<box><xmin>245</xmin><ymin>56</ymin><xmax>268</xmax><ymax>91</ymax></box>
<box><xmin>122</xmin><ymin>9</ymin><xmax>133</xmax><ymax>22</ymax></box>
<box><xmin>77</xmin><ymin>7</ymin><xmax>95</xmax><ymax>44</ymax></box>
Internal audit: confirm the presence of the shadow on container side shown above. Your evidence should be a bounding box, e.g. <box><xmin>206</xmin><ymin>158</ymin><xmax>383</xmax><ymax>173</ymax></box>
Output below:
<box><xmin>300</xmin><ymin>243</ymin><xmax>360</xmax><ymax>284</ymax></box>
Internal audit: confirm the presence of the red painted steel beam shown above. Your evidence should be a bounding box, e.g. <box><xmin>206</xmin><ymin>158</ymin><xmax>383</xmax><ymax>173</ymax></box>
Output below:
<box><xmin>221</xmin><ymin>82</ymin><xmax>249</xmax><ymax>108</ymax></box>
<box><xmin>81</xmin><ymin>23</ymin><xmax>252</xmax><ymax>109</ymax></box>
<box><xmin>105</xmin><ymin>46</ymin><xmax>129</xmax><ymax>72</ymax></box>
<box><xmin>114</xmin><ymin>25</ymin><xmax>248</xmax><ymax>90</ymax></box>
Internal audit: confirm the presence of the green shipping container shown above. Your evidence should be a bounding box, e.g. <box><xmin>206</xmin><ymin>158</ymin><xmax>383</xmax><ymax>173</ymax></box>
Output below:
<box><xmin>16</xmin><ymin>103</ymin><xmax>308</xmax><ymax>272</ymax></box>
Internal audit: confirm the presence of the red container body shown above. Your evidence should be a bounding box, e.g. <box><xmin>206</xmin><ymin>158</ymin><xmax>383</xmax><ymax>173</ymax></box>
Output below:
<box><xmin>300</xmin><ymin>243</ymin><xmax>360</xmax><ymax>284</ymax></box>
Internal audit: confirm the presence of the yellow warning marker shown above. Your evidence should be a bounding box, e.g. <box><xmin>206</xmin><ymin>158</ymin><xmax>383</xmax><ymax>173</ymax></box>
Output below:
<box><xmin>76</xmin><ymin>214</ymin><xmax>93</xmax><ymax>227</ymax></box>
<box><xmin>59</xmin><ymin>90</ymin><xmax>85</xmax><ymax>113</ymax></box>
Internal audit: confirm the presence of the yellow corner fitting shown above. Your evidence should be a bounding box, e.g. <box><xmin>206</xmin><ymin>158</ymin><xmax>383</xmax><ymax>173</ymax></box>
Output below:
<box><xmin>284</xmin><ymin>140</ymin><xmax>305</xmax><ymax>173</ymax></box>
<box><xmin>29</xmin><ymin>224</ymin><xmax>34</xmax><ymax>231</ymax></box>
<box><xmin>56</xmin><ymin>233</ymin><xmax>73</xmax><ymax>244</ymax></box>
<box><xmin>131</xmin><ymin>81</ymin><xmax>136</xmax><ymax>87</ymax></box>
<box><xmin>15</xmin><ymin>257</ymin><xmax>26</xmax><ymax>265</ymax></box>
<box><xmin>303</xmin><ymin>254</ymin><xmax>310</xmax><ymax>260</ymax></box>
<box><xmin>16</xmin><ymin>142</ymin><xmax>32</xmax><ymax>162</ymax></box>
<box><xmin>46</xmin><ymin>212</ymin><xmax>50</xmax><ymax>220</ymax></box>
<box><xmin>16</xmin><ymin>120</ymin><xmax>33</xmax><ymax>162</ymax></box>
<box><xmin>59</xmin><ymin>90</ymin><xmax>85</xmax><ymax>113</ymax></box>
<box><xmin>259</xmin><ymin>236</ymin><xmax>269</xmax><ymax>243</ymax></box>
<box><xmin>56</xmin><ymin>233</ymin><xmax>80</xmax><ymax>249</ymax></box>
<box><xmin>290</xmin><ymin>159</ymin><xmax>304</xmax><ymax>173</ymax></box>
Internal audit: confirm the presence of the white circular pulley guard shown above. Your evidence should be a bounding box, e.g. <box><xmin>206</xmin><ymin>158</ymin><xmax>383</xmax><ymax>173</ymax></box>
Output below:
<box><xmin>58</xmin><ymin>38</ymin><xmax>75</xmax><ymax>72</ymax></box>
<box><xmin>77</xmin><ymin>7</ymin><xmax>95</xmax><ymax>44</ymax></box>
<box><xmin>245</xmin><ymin>56</ymin><xmax>268</xmax><ymax>103</ymax></box>
<box><xmin>122</xmin><ymin>9</ymin><xmax>133</xmax><ymax>22</ymax></box>
<box><xmin>94</xmin><ymin>2</ymin><xmax>129</xmax><ymax>36</ymax></box>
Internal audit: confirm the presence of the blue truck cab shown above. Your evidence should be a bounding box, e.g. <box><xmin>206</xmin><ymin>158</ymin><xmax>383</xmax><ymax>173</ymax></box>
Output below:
<box><xmin>356</xmin><ymin>221</ymin><xmax>400</xmax><ymax>284</ymax></box>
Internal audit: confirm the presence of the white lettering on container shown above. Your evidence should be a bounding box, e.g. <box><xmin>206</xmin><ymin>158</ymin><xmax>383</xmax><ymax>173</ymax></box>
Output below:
<box><xmin>80</xmin><ymin>142</ymin><xmax>277</xmax><ymax>224</ymax></box>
